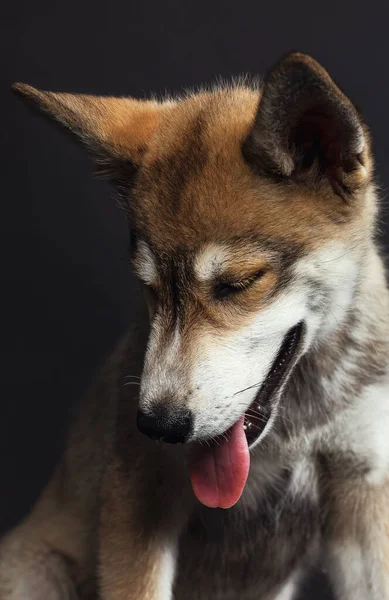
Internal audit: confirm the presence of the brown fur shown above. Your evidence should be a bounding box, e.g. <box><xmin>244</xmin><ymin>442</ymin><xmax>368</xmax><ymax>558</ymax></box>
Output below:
<box><xmin>12</xmin><ymin>83</ymin><xmax>166</xmax><ymax>163</ymax></box>
<box><xmin>3</xmin><ymin>53</ymin><xmax>388</xmax><ymax>600</ymax></box>
<box><xmin>132</xmin><ymin>89</ymin><xmax>372</xmax><ymax>253</ymax></box>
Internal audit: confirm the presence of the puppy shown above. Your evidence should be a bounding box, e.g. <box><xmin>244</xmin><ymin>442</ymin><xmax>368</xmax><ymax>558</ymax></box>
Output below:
<box><xmin>1</xmin><ymin>52</ymin><xmax>389</xmax><ymax>600</ymax></box>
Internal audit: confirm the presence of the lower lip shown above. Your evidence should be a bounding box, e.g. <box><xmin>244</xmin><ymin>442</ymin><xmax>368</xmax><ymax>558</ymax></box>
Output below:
<box><xmin>243</xmin><ymin>322</ymin><xmax>304</xmax><ymax>446</ymax></box>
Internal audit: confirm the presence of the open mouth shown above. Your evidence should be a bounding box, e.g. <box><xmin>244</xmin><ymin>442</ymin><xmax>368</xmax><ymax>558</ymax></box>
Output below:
<box><xmin>189</xmin><ymin>322</ymin><xmax>305</xmax><ymax>510</ymax></box>
<box><xmin>243</xmin><ymin>321</ymin><xmax>305</xmax><ymax>446</ymax></box>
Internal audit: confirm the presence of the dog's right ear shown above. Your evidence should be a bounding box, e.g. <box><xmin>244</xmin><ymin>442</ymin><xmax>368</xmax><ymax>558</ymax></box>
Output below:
<box><xmin>12</xmin><ymin>83</ymin><xmax>166</xmax><ymax>183</ymax></box>
<box><xmin>242</xmin><ymin>53</ymin><xmax>370</xmax><ymax>199</ymax></box>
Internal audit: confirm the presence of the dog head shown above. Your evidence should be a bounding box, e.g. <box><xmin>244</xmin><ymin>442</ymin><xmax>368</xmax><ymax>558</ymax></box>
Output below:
<box><xmin>14</xmin><ymin>53</ymin><xmax>375</xmax><ymax>450</ymax></box>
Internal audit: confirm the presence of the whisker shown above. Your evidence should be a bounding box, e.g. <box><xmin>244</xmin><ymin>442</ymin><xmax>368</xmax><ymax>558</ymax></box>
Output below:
<box><xmin>234</xmin><ymin>381</ymin><xmax>262</xmax><ymax>396</ymax></box>
<box><xmin>245</xmin><ymin>408</ymin><xmax>268</xmax><ymax>418</ymax></box>
<box><xmin>245</xmin><ymin>412</ymin><xmax>268</xmax><ymax>424</ymax></box>
<box><xmin>318</xmin><ymin>239</ymin><xmax>365</xmax><ymax>264</ymax></box>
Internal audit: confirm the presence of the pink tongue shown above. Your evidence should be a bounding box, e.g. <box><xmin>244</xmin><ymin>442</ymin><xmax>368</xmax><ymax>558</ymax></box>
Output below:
<box><xmin>189</xmin><ymin>416</ymin><xmax>250</xmax><ymax>509</ymax></box>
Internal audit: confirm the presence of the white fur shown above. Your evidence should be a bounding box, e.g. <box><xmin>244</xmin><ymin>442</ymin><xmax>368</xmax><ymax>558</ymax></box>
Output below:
<box><xmin>329</xmin><ymin>382</ymin><xmax>389</xmax><ymax>485</ymax></box>
<box><xmin>355</xmin><ymin>126</ymin><xmax>365</xmax><ymax>154</ymax></box>
<box><xmin>273</xmin><ymin>575</ymin><xmax>298</xmax><ymax>600</ymax></box>
<box><xmin>140</xmin><ymin>240</ymin><xmax>363</xmax><ymax>445</ymax></box>
<box><xmin>194</xmin><ymin>243</ymin><xmax>231</xmax><ymax>281</ymax></box>
<box><xmin>326</xmin><ymin>539</ymin><xmax>389</xmax><ymax>600</ymax></box>
<box><xmin>134</xmin><ymin>240</ymin><xmax>158</xmax><ymax>286</ymax></box>
<box><xmin>288</xmin><ymin>458</ymin><xmax>318</xmax><ymax>501</ymax></box>
<box><xmin>157</xmin><ymin>542</ymin><xmax>177</xmax><ymax>600</ymax></box>
<box><xmin>327</xmin><ymin>543</ymin><xmax>370</xmax><ymax>599</ymax></box>
<box><xmin>294</xmin><ymin>240</ymin><xmax>361</xmax><ymax>339</ymax></box>
<box><xmin>140</xmin><ymin>316</ymin><xmax>183</xmax><ymax>408</ymax></box>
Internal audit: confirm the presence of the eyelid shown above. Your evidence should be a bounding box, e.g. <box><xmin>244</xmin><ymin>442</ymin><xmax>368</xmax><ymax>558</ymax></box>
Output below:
<box><xmin>213</xmin><ymin>270</ymin><xmax>265</xmax><ymax>299</ymax></box>
<box><xmin>228</xmin><ymin>275</ymin><xmax>259</xmax><ymax>289</ymax></box>
<box><xmin>221</xmin><ymin>270</ymin><xmax>265</xmax><ymax>289</ymax></box>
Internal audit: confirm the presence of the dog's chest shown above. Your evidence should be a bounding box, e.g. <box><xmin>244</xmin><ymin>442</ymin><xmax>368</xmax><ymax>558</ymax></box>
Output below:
<box><xmin>174</xmin><ymin>463</ymin><xmax>319</xmax><ymax>600</ymax></box>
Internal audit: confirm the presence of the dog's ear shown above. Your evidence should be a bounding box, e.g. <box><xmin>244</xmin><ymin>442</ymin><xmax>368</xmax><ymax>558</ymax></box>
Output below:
<box><xmin>243</xmin><ymin>53</ymin><xmax>371</xmax><ymax>197</ymax></box>
<box><xmin>12</xmin><ymin>83</ymin><xmax>165</xmax><ymax>184</ymax></box>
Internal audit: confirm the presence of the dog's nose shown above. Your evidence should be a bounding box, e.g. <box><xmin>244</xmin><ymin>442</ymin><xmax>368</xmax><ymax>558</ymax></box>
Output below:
<box><xmin>136</xmin><ymin>407</ymin><xmax>192</xmax><ymax>444</ymax></box>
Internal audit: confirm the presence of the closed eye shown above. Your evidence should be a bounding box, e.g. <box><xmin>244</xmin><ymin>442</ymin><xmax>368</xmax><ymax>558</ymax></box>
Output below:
<box><xmin>214</xmin><ymin>271</ymin><xmax>265</xmax><ymax>299</ymax></box>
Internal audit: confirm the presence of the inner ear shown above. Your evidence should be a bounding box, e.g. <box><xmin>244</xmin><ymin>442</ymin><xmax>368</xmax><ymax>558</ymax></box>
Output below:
<box><xmin>243</xmin><ymin>53</ymin><xmax>370</xmax><ymax>198</ymax></box>
<box><xmin>293</xmin><ymin>107</ymin><xmax>359</xmax><ymax>170</ymax></box>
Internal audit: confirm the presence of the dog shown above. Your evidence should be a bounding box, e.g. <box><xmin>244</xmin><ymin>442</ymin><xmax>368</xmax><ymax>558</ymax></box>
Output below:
<box><xmin>1</xmin><ymin>52</ymin><xmax>389</xmax><ymax>600</ymax></box>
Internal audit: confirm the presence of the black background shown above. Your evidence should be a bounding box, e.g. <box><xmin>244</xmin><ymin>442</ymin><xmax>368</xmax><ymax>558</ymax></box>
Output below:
<box><xmin>2</xmin><ymin>2</ymin><xmax>389</xmax><ymax>598</ymax></box>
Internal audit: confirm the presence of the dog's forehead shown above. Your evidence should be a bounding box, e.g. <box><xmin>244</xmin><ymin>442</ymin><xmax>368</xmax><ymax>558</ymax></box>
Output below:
<box><xmin>131</xmin><ymin>89</ymin><xmax>260</xmax><ymax>232</ymax></box>
<box><xmin>130</xmin><ymin>87</ymin><xmax>359</xmax><ymax>255</ymax></box>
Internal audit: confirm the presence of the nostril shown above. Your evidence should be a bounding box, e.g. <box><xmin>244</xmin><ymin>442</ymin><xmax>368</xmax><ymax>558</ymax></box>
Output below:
<box><xmin>136</xmin><ymin>407</ymin><xmax>192</xmax><ymax>444</ymax></box>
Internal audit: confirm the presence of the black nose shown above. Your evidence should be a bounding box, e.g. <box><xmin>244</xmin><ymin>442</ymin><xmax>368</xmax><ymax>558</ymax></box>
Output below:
<box><xmin>137</xmin><ymin>407</ymin><xmax>192</xmax><ymax>444</ymax></box>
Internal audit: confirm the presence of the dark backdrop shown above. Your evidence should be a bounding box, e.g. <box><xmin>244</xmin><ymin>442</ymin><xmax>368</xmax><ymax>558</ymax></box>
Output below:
<box><xmin>2</xmin><ymin>2</ymin><xmax>389</xmax><ymax>599</ymax></box>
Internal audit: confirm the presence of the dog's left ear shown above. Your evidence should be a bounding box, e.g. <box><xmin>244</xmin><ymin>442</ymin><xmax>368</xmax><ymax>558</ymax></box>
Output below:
<box><xmin>243</xmin><ymin>53</ymin><xmax>371</xmax><ymax>197</ymax></box>
<box><xmin>12</xmin><ymin>83</ymin><xmax>166</xmax><ymax>183</ymax></box>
